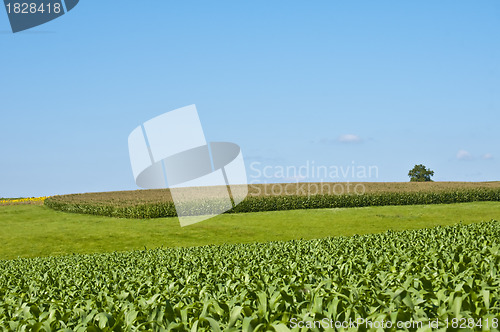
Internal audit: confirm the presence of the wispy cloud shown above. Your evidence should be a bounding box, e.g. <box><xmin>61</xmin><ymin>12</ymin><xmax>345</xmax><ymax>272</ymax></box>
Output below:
<box><xmin>312</xmin><ymin>134</ymin><xmax>363</xmax><ymax>145</ymax></box>
<box><xmin>338</xmin><ymin>134</ymin><xmax>362</xmax><ymax>143</ymax></box>
<box><xmin>482</xmin><ymin>153</ymin><xmax>494</xmax><ymax>160</ymax></box>
<box><xmin>456</xmin><ymin>150</ymin><xmax>472</xmax><ymax>160</ymax></box>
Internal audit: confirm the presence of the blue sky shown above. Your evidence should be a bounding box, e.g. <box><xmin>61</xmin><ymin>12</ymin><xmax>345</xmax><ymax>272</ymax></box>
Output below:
<box><xmin>1</xmin><ymin>1</ymin><xmax>499</xmax><ymax>197</ymax></box>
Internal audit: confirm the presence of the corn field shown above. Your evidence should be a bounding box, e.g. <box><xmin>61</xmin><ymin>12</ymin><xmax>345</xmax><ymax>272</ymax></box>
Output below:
<box><xmin>44</xmin><ymin>188</ymin><xmax>500</xmax><ymax>219</ymax></box>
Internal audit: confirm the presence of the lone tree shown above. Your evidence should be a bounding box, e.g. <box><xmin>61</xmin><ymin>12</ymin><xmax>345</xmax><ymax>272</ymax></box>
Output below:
<box><xmin>408</xmin><ymin>164</ymin><xmax>434</xmax><ymax>182</ymax></box>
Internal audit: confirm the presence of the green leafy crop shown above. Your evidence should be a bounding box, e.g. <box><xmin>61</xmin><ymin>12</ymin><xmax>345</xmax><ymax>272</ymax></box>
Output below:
<box><xmin>1</xmin><ymin>221</ymin><xmax>500</xmax><ymax>330</ymax></box>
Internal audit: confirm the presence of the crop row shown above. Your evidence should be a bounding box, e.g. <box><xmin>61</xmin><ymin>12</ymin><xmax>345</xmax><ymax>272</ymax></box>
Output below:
<box><xmin>1</xmin><ymin>220</ymin><xmax>500</xmax><ymax>330</ymax></box>
<box><xmin>44</xmin><ymin>188</ymin><xmax>500</xmax><ymax>219</ymax></box>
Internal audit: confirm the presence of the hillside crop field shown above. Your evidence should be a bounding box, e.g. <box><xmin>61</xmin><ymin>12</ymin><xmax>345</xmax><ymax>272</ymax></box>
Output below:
<box><xmin>1</xmin><ymin>221</ymin><xmax>500</xmax><ymax>330</ymax></box>
<box><xmin>44</xmin><ymin>181</ymin><xmax>500</xmax><ymax>206</ymax></box>
<box><xmin>44</xmin><ymin>182</ymin><xmax>500</xmax><ymax>219</ymax></box>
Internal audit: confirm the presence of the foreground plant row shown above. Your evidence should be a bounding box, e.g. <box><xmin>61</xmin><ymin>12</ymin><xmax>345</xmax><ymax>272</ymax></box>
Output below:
<box><xmin>44</xmin><ymin>188</ymin><xmax>500</xmax><ymax>219</ymax></box>
<box><xmin>1</xmin><ymin>221</ymin><xmax>500</xmax><ymax>331</ymax></box>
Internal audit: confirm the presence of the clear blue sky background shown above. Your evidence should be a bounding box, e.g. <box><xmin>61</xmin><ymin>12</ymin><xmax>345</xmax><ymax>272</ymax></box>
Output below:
<box><xmin>1</xmin><ymin>1</ymin><xmax>499</xmax><ymax>197</ymax></box>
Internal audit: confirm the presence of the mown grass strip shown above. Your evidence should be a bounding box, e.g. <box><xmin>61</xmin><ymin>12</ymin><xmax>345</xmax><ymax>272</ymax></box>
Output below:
<box><xmin>2</xmin><ymin>202</ymin><xmax>500</xmax><ymax>260</ymax></box>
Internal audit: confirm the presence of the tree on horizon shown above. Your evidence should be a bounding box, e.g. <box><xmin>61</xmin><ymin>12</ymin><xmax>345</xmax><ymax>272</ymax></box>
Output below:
<box><xmin>408</xmin><ymin>164</ymin><xmax>434</xmax><ymax>182</ymax></box>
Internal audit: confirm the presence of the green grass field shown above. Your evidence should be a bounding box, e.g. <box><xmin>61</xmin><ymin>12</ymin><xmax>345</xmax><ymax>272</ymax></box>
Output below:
<box><xmin>1</xmin><ymin>201</ymin><xmax>500</xmax><ymax>260</ymax></box>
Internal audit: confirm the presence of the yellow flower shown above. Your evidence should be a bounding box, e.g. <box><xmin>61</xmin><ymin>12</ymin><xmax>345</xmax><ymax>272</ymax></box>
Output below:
<box><xmin>0</xmin><ymin>196</ymin><xmax>50</xmax><ymax>204</ymax></box>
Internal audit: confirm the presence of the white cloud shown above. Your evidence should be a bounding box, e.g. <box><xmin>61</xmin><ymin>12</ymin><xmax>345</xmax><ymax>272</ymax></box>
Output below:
<box><xmin>482</xmin><ymin>153</ymin><xmax>494</xmax><ymax>160</ymax></box>
<box><xmin>338</xmin><ymin>134</ymin><xmax>362</xmax><ymax>143</ymax></box>
<box><xmin>456</xmin><ymin>150</ymin><xmax>472</xmax><ymax>160</ymax></box>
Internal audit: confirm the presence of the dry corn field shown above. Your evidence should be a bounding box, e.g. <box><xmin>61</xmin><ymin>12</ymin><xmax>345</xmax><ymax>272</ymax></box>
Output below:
<box><xmin>42</xmin><ymin>182</ymin><xmax>500</xmax><ymax>219</ymax></box>
<box><xmin>44</xmin><ymin>182</ymin><xmax>500</xmax><ymax>207</ymax></box>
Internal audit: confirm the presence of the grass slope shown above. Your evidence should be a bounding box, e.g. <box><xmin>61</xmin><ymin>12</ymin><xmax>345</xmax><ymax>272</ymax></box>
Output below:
<box><xmin>1</xmin><ymin>202</ymin><xmax>500</xmax><ymax>260</ymax></box>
